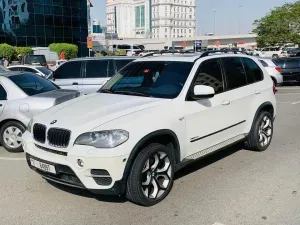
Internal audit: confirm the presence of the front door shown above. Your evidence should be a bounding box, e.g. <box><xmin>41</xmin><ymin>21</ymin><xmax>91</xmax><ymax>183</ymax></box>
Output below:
<box><xmin>184</xmin><ymin>58</ymin><xmax>243</xmax><ymax>158</ymax></box>
<box><xmin>0</xmin><ymin>84</ymin><xmax>7</xmax><ymax>117</ymax></box>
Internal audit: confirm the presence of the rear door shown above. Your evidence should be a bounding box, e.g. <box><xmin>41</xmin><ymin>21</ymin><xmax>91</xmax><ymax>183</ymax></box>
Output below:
<box><xmin>81</xmin><ymin>59</ymin><xmax>110</xmax><ymax>94</ymax></box>
<box><xmin>52</xmin><ymin>61</ymin><xmax>83</xmax><ymax>91</ymax></box>
<box><xmin>220</xmin><ymin>57</ymin><xmax>253</xmax><ymax>135</ymax></box>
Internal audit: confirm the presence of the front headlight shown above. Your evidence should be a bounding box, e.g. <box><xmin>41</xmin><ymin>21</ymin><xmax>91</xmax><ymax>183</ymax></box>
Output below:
<box><xmin>27</xmin><ymin>119</ymin><xmax>33</xmax><ymax>133</ymax></box>
<box><xmin>75</xmin><ymin>130</ymin><xmax>129</xmax><ymax>148</ymax></box>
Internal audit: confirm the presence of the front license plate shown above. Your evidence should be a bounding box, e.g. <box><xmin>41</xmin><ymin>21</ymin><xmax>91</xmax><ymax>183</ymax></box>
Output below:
<box><xmin>30</xmin><ymin>158</ymin><xmax>56</xmax><ymax>174</ymax></box>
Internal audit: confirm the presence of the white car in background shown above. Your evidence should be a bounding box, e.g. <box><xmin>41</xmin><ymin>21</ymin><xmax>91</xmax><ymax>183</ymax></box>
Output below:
<box><xmin>0</xmin><ymin>72</ymin><xmax>80</xmax><ymax>152</ymax></box>
<box><xmin>7</xmin><ymin>65</ymin><xmax>53</xmax><ymax>78</ymax></box>
<box><xmin>258</xmin><ymin>58</ymin><xmax>283</xmax><ymax>86</ymax></box>
<box><xmin>255</xmin><ymin>47</ymin><xmax>287</xmax><ymax>59</ymax></box>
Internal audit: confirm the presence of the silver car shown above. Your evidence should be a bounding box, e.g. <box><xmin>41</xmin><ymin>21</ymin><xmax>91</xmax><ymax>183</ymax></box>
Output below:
<box><xmin>0</xmin><ymin>72</ymin><xmax>80</xmax><ymax>152</ymax></box>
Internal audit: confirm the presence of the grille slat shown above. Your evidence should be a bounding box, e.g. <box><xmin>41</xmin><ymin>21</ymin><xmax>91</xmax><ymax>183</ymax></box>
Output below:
<box><xmin>48</xmin><ymin>128</ymin><xmax>71</xmax><ymax>148</ymax></box>
<box><xmin>33</xmin><ymin>124</ymin><xmax>46</xmax><ymax>143</ymax></box>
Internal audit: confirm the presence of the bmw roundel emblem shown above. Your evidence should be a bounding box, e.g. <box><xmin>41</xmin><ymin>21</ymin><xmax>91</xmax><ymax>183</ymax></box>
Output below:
<box><xmin>50</xmin><ymin>120</ymin><xmax>57</xmax><ymax>125</ymax></box>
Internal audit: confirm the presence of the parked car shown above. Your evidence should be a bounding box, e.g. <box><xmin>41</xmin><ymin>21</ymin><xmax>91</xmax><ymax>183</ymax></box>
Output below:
<box><xmin>24</xmin><ymin>54</ymin><xmax>276</xmax><ymax>206</ymax></box>
<box><xmin>273</xmin><ymin>58</ymin><xmax>300</xmax><ymax>84</ymax></box>
<box><xmin>258</xmin><ymin>58</ymin><xmax>283</xmax><ymax>86</ymax></box>
<box><xmin>287</xmin><ymin>48</ymin><xmax>300</xmax><ymax>57</ymax></box>
<box><xmin>49</xmin><ymin>56</ymin><xmax>137</xmax><ymax>94</ymax></box>
<box><xmin>255</xmin><ymin>47</ymin><xmax>288</xmax><ymax>58</ymax></box>
<box><xmin>7</xmin><ymin>65</ymin><xmax>53</xmax><ymax>78</ymax></box>
<box><xmin>21</xmin><ymin>55</ymin><xmax>47</xmax><ymax>66</ymax></box>
<box><xmin>0</xmin><ymin>72</ymin><xmax>80</xmax><ymax>152</ymax></box>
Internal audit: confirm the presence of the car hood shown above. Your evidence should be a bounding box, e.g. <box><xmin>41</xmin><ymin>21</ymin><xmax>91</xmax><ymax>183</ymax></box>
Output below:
<box><xmin>34</xmin><ymin>93</ymin><xmax>169</xmax><ymax>131</ymax></box>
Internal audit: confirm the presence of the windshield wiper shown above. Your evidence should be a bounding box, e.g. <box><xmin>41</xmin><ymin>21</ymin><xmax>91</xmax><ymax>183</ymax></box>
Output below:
<box><xmin>114</xmin><ymin>90</ymin><xmax>151</xmax><ymax>97</ymax></box>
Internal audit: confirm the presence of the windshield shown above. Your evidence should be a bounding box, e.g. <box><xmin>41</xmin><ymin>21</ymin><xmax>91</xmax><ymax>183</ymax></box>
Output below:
<box><xmin>9</xmin><ymin>73</ymin><xmax>58</xmax><ymax>96</ymax></box>
<box><xmin>24</xmin><ymin>55</ymin><xmax>46</xmax><ymax>65</ymax></box>
<box><xmin>99</xmin><ymin>61</ymin><xmax>193</xmax><ymax>99</ymax></box>
<box><xmin>36</xmin><ymin>67</ymin><xmax>52</xmax><ymax>76</ymax></box>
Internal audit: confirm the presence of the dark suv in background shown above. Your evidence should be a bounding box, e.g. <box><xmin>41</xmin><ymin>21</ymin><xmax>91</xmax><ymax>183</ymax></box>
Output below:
<box><xmin>273</xmin><ymin>58</ymin><xmax>300</xmax><ymax>84</ymax></box>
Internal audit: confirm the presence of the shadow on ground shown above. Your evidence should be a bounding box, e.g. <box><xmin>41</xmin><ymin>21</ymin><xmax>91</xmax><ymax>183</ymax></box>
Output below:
<box><xmin>47</xmin><ymin>142</ymin><xmax>248</xmax><ymax>203</ymax></box>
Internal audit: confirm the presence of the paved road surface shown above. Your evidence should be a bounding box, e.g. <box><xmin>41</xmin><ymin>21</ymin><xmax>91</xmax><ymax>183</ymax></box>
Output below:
<box><xmin>1</xmin><ymin>87</ymin><xmax>300</xmax><ymax>225</ymax></box>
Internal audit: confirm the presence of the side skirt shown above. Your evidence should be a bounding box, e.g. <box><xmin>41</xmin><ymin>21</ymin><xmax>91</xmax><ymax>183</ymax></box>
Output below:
<box><xmin>175</xmin><ymin>134</ymin><xmax>247</xmax><ymax>172</ymax></box>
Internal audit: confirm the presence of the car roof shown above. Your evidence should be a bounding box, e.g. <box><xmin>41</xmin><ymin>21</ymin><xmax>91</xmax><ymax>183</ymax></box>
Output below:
<box><xmin>134</xmin><ymin>53</ymin><xmax>258</xmax><ymax>62</ymax></box>
<box><xmin>69</xmin><ymin>56</ymin><xmax>139</xmax><ymax>62</ymax></box>
<box><xmin>8</xmin><ymin>65</ymin><xmax>42</xmax><ymax>68</ymax></box>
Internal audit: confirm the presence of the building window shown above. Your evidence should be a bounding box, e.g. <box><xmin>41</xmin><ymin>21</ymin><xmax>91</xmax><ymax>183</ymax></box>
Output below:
<box><xmin>165</xmin><ymin>28</ymin><xmax>167</xmax><ymax>32</ymax></box>
<box><xmin>165</xmin><ymin>35</ymin><xmax>167</xmax><ymax>38</ymax></box>
<box><xmin>190</xmin><ymin>8</ymin><xmax>192</xmax><ymax>12</ymax></box>
<box><xmin>189</xmin><ymin>15</ymin><xmax>192</xmax><ymax>19</ymax></box>
<box><xmin>177</xmin><ymin>29</ymin><xmax>179</xmax><ymax>33</ymax></box>
<box><xmin>165</xmin><ymin>6</ymin><xmax>167</xmax><ymax>10</ymax></box>
<box><xmin>189</xmin><ymin>29</ymin><xmax>191</xmax><ymax>33</ymax></box>
<box><xmin>181</xmin><ymin>29</ymin><xmax>183</xmax><ymax>33</ymax></box>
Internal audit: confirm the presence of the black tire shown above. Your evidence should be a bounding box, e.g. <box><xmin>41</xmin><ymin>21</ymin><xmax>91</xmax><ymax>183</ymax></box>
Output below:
<box><xmin>245</xmin><ymin>111</ymin><xmax>273</xmax><ymax>151</ymax></box>
<box><xmin>0</xmin><ymin>121</ymin><xmax>26</xmax><ymax>153</ymax></box>
<box><xmin>126</xmin><ymin>143</ymin><xmax>175</xmax><ymax>206</ymax></box>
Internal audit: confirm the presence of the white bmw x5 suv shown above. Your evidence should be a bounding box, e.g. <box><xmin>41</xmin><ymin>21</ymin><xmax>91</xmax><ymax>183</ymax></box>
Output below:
<box><xmin>23</xmin><ymin>54</ymin><xmax>276</xmax><ymax>206</ymax></box>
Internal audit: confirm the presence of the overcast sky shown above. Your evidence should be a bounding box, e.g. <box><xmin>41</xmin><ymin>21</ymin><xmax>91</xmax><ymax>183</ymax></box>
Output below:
<box><xmin>90</xmin><ymin>0</ymin><xmax>296</xmax><ymax>35</ymax></box>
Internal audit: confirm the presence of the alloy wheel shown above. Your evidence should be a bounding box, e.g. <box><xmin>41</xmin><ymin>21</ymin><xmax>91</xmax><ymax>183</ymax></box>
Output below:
<box><xmin>258</xmin><ymin>116</ymin><xmax>272</xmax><ymax>147</ymax></box>
<box><xmin>141</xmin><ymin>151</ymin><xmax>172</xmax><ymax>199</ymax></box>
<box><xmin>3</xmin><ymin>126</ymin><xmax>23</xmax><ymax>149</ymax></box>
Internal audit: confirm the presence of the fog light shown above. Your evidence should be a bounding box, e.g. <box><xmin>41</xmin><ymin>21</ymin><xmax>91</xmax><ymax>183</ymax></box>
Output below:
<box><xmin>77</xmin><ymin>159</ymin><xmax>84</xmax><ymax>167</ymax></box>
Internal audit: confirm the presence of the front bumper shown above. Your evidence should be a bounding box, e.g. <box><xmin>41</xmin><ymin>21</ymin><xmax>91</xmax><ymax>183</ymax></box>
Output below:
<box><xmin>23</xmin><ymin>135</ymin><xmax>129</xmax><ymax>195</ymax></box>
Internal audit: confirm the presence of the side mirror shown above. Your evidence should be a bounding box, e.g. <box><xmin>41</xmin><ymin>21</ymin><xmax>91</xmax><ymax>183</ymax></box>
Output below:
<box><xmin>191</xmin><ymin>85</ymin><xmax>215</xmax><ymax>100</ymax></box>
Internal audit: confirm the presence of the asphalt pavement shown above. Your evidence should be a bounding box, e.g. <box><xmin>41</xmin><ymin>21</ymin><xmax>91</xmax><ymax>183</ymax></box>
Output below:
<box><xmin>1</xmin><ymin>87</ymin><xmax>300</xmax><ymax>225</ymax></box>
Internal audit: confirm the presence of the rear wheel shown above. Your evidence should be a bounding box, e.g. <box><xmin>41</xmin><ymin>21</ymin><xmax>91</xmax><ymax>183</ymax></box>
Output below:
<box><xmin>0</xmin><ymin>121</ymin><xmax>25</xmax><ymax>153</ymax></box>
<box><xmin>245</xmin><ymin>111</ymin><xmax>273</xmax><ymax>151</ymax></box>
<box><xmin>126</xmin><ymin>143</ymin><xmax>175</xmax><ymax>206</ymax></box>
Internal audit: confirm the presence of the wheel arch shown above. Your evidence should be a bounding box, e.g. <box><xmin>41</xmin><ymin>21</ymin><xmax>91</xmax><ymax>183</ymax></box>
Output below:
<box><xmin>250</xmin><ymin>102</ymin><xmax>274</xmax><ymax>130</ymax></box>
<box><xmin>119</xmin><ymin>129</ymin><xmax>181</xmax><ymax>194</ymax></box>
<box><xmin>0</xmin><ymin>119</ymin><xmax>26</xmax><ymax>130</ymax></box>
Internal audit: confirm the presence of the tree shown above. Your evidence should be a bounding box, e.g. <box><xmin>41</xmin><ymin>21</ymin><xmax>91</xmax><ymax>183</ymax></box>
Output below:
<box><xmin>253</xmin><ymin>1</ymin><xmax>300</xmax><ymax>47</ymax></box>
<box><xmin>49</xmin><ymin>43</ymin><xmax>78</xmax><ymax>59</ymax></box>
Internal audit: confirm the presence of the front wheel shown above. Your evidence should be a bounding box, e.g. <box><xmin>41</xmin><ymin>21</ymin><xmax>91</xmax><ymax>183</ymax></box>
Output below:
<box><xmin>0</xmin><ymin>121</ymin><xmax>26</xmax><ymax>153</ymax></box>
<box><xmin>245</xmin><ymin>111</ymin><xmax>273</xmax><ymax>151</ymax></box>
<box><xmin>126</xmin><ymin>143</ymin><xmax>175</xmax><ymax>206</ymax></box>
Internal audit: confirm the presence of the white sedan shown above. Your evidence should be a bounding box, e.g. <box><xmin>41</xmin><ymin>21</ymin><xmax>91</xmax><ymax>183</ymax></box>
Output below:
<box><xmin>0</xmin><ymin>71</ymin><xmax>80</xmax><ymax>152</ymax></box>
<box><xmin>7</xmin><ymin>65</ymin><xmax>53</xmax><ymax>78</ymax></box>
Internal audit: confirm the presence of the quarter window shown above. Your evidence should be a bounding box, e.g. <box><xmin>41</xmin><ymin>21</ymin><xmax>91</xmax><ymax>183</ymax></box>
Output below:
<box><xmin>222</xmin><ymin>57</ymin><xmax>247</xmax><ymax>90</ymax></box>
<box><xmin>242</xmin><ymin>58</ymin><xmax>263</xmax><ymax>84</ymax></box>
<box><xmin>194</xmin><ymin>59</ymin><xmax>224</xmax><ymax>94</ymax></box>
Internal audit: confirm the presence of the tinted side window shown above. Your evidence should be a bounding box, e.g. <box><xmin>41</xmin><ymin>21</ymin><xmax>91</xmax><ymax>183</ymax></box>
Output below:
<box><xmin>115</xmin><ymin>59</ymin><xmax>133</xmax><ymax>71</ymax></box>
<box><xmin>222</xmin><ymin>57</ymin><xmax>247</xmax><ymax>90</ymax></box>
<box><xmin>108</xmin><ymin>60</ymin><xmax>115</xmax><ymax>77</ymax></box>
<box><xmin>55</xmin><ymin>61</ymin><xmax>82</xmax><ymax>79</ymax></box>
<box><xmin>242</xmin><ymin>58</ymin><xmax>263</xmax><ymax>83</ymax></box>
<box><xmin>258</xmin><ymin>59</ymin><xmax>268</xmax><ymax>67</ymax></box>
<box><xmin>194</xmin><ymin>59</ymin><xmax>224</xmax><ymax>94</ymax></box>
<box><xmin>285</xmin><ymin>59</ymin><xmax>300</xmax><ymax>68</ymax></box>
<box><xmin>86</xmin><ymin>60</ymin><xmax>108</xmax><ymax>78</ymax></box>
<box><xmin>0</xmin><ymin>84</ymin><xmax>7</xmax><ymax>100</ymax></box>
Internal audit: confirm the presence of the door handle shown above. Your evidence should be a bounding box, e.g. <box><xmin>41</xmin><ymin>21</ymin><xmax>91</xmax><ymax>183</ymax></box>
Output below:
<box><xmin>255</xmin><ymin>90</ymin><xmax>261</xmax><ymax>94</ymax></box>
<box><xmin>222</xmin><ymin>100</ymin><xmax>230</xmax><ymax>105</ymax></box>
<box><xmin>72</xmin><ymin>82</ymin><xmax>78</xmax><ymax>85</ymax></box>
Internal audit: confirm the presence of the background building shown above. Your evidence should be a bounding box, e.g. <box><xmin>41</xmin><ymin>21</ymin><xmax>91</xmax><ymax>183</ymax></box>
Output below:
<box><xmin>0</xmin><ymin>0</ymin><xmax>92</xmax><ymax>56</ymax></box>
<box><xmin>106</xmin><ymin>0</ymin><xmax>196</xmax><ymax>38</ymax></box>
<box><xmin>93</xmin><ymin>19</ymin><xmax>102</xmax><ymax>33</ymax></box>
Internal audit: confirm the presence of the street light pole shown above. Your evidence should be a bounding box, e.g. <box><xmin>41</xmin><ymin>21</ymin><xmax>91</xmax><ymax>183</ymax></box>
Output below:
<box><xmin>108</xmin><ymin>18</ymin><xmax>113</xmax><ymax>52</ymax></box>
<box><xmin>213</xmin><ymin>10</ymin><xmax>216</xmax><ymax>35</ymax></box>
